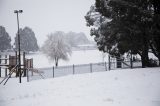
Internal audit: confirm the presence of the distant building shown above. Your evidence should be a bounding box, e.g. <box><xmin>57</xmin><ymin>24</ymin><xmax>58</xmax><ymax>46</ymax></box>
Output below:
<box><xmin>75</xmin><ymin>44</ymin><xmax>97</xmax><ymax>50</ymax></box>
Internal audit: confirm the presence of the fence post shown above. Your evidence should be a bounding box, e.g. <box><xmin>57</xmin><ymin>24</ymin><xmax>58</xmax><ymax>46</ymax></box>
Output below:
<box><xmin>53</xmin><ymin>66</ymin><xmax>54</xmax><ymax>78</ymax></box>
<box><xmin>27</xmin><ymin>69</ymin><xmax>29</xmax><ymax>82</ymax></box>
<box><xmin>31</xmin><ymin>59</ymin><xmax>33</xmax><ymax>76</ymax></box>
<box><xmin>73</xmin><ymin>64</ymin><xmax>75</xmax><ymax>74</ymax></box>
<box><xmin>0</xmin><ymin>55</ymin><xmax>1</xmax><ymax>77</ymax></box>
<box><xmin>108</xmin><ymin>55</ymin><xmax>111</xmax><ymax>71</ymax></box>
<box><xmin>5</xmin><ymin>55</ymin><xmax>7</xmax><ymax>77</ymax></box>
<box><xmin>105</xmin><ymin>62</ymin><xmax>107</xmax><ymax>71</ymax></box>
<box><xmin>15</xmin><ymin>51</ymin><xmax>18</xmax><ymax>76</ymax></box>
<box><xmin>114</xmin><ymin>59</ymin><xmax>116</xmax><ymax>69</ymax></box>
<box><xmin>23</xmin><ymin>52</ymin><xmax>26</xmax><ymax>77</ymax></box>
<box><xmin>130</xmin><ymin>50</ymin><xmax>133</xmax><ymax>69</ymax></box>
<box><xmin>90</xmin><ymin>63</ymin><xmax>92</xmax><ymax>73</ymax></box>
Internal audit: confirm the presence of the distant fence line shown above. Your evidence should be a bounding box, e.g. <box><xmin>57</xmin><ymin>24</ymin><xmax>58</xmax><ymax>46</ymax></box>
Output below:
<box><xmin>0</xmin><ymin>58</ymin><xmax>154</xmax><ymax>82</ymax></box>
<box><xmin>27</xmin><ymin>59</ymin><xmax>143</xmax><ymax>81</ymax></box>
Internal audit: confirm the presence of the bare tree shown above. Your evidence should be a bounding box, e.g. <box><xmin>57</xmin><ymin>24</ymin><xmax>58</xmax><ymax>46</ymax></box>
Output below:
<box><xmin>42</xmin><ymin>31</ymin><xmax>72</xmax><ymax>67</ymax></box>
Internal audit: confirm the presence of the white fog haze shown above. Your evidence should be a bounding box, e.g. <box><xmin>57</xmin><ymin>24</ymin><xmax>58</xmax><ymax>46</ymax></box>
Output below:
<box><xmin>1</xmin><ymin>1</ymin><xmax>160</xmax><ymax>106</ymax></box>
<box><xmin>0</xmin><ymin>0</ymin><xmax>95</xmax><ymax>46</ymax></box>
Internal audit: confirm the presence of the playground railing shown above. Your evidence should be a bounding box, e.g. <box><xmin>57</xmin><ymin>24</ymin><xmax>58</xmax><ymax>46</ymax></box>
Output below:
<box><xmin>0</xmin><ymin>64</ymin><xmax>19</xmax><ymax>85</ymax></box>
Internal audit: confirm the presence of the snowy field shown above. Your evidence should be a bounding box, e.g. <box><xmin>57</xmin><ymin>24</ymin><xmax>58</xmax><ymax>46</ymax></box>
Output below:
<box><xmin>25</xmin><ymin>49</ymin><xmax>156</xmax><ymax>69</ymax></box>
<box><xmin>0</xmin><ymin>67</ymin><xmax>160</xmax><ymax>106</ymax></box>
<box><xmin>26</xmin><ymin>49</ymin><xmax>109</xmax><ymax>68</ymax></box>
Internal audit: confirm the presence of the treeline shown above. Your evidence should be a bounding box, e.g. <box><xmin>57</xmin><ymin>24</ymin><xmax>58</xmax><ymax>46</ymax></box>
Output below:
<box><xmin>0</xmin><ymin>25</ymin><xmax>91</xmax><ymax>53</ymax></box>
<box><xmin>85</xmin><ymin>0</ymin><xmax>160</xmax><ymax>67</ymax></box>
<box><xmin>0</xmin><ymin>26</ymin><xmax>39</xmax><ymax>53</ymax></box>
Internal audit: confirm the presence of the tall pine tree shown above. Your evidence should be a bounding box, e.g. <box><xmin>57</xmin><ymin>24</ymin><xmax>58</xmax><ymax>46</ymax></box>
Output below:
<box><xmin>0</xmin><ymin>26</ymin><xmax>11</xmax><ymax>51</ymax></box>
<box><xmin>14</xmin><ymin>27</ymin><xmax>39</xmax><ymax>53</ymax></box>
<box><xmin>85</xmin><ymin>0</ymin><xmax>160</xmax><ymax>67</ymax></box>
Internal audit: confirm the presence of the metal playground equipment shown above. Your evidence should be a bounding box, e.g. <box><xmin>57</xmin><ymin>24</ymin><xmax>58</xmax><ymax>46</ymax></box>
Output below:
<box><xmin>0</xmin><ymin>51</ymin><xmax>44</xmax><ymax>85</ymax></box>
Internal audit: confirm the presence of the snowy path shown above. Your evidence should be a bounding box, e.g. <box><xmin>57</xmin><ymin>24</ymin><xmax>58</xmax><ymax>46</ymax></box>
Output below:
<box><xmin>0</xmin><ymin>67</ymin><xmax>160</xmax><ymax>106</ymax></box>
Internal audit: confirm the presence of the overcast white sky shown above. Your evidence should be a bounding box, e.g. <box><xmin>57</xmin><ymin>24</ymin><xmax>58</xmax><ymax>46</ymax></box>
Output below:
<box><xmin>0</xmin><ymin>0</ymin><xmax>95</xmax><ymax>46</ymax></box>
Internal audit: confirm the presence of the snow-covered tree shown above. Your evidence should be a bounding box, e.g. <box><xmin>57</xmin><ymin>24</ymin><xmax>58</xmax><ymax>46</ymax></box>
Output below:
<box><xmin>85</xmin><ymin>0</ymin><xmax>160</xmax><ymax>67</ymax></box>
<box><xmin>42</xmin><ymin>31</ymin><xmax>72</xmax><ymax>67</ymax></box>
<box><xmin>0</xmin><ymin>26</ymin><xmax>11</xmax><ymax>51</ymax></box>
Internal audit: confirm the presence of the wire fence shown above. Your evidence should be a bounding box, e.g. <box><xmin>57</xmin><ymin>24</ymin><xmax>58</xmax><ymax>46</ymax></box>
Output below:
<box><xmin>0</xmin><ymin>59</ymin><xmax>158</xmax><ymax>82</ymax></box>
<box><xmin>27</xmin><ymin>60</ymin><xmax>144</xmax><ymax>82</ymax></box>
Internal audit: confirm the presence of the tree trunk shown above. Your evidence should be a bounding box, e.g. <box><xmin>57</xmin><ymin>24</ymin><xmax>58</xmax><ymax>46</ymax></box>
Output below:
<box><xmin>55</xmin><ymin>62</ymin><xmax>58</xmax><ymax>67</ymax></box>
<box><xmin>141</xmin><ymin>47</ymin><xmax>149</xmax><ymax>68</ymax></box>
<box><xmin>55</xmin><ymin>58</ymin><xmax>59</xmax><ymax>67</ymax></box>
<box><xmin>141</xmin><ymin>29</ymin><xmax>150</xmax><ymax>68</ymax></box>
<box><xmin>158</xmin><ymin>55</ymin><xmax>160</xmax><ymax>66</ymax></box>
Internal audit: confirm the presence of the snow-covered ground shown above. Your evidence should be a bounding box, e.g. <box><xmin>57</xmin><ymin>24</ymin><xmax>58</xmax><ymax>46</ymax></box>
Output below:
<box><xmin>26</xmin><ymin>50</ymin><xmax>109</xmax><ymax>68</ymax></box>
<box><xmin>0</xmin><ymin>67</ymin><xmax>160</xmax><ymax>106</ymax></box>
<box><xmin>25</xmin><ymin>50</ymin><xmax>157</xmax><ymax>68</ymax></box>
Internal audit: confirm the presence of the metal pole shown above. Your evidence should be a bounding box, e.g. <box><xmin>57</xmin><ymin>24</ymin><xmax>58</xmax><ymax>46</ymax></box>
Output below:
<box><xmin>17</xmin><ymin>12</ymin><xmax>22</xmax><ymax>83</ymax></box>
<box><xmin>15</xmin><ymin>10</ymin><xmax>23</xmax><ymax>83</ymax></box>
